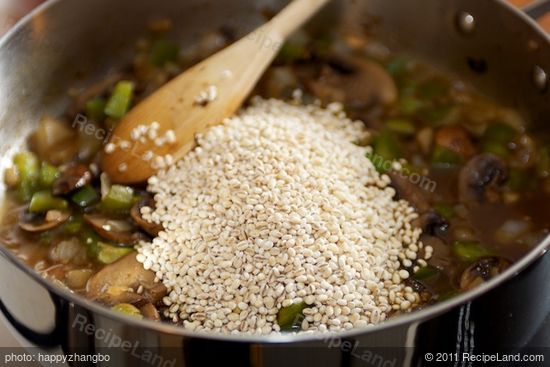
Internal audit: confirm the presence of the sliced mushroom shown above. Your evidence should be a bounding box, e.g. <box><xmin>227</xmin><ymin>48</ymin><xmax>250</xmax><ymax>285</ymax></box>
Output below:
<box><xmin>140</xmin><ymin>303</ymin><xmax>161</xmax><ymax>321</ymax></box>
<box><xmin>131</xmin><ymin>197</ymin><xmax>163</xmax><ymax>236</ymax></box>
<box><xmin>53</xmin><ymin>163</ymin><xmax>93</xmax><ymax>195</ymax></box>
<box><xmin>64</xmin><ymin>269</ymin><xmax>94</xmax><ymax>289</ymax></box>
<box><xmin>412</xmin><ymin>211</ymin><xmax>449</xmax><ymax>238</ymax></box>
<box><xmin>86</xmin><ymin>253</ymin><xmax>167</xmax><ymax>306</ymax></box>
<box><xmin>84</xmin><ymin>214</ymin><xmax>148</xmax><ymax>245</ymax></box>
<box><xmin>19</xmin><ymin>209</ymin><xmax>70</xmax><ymax>233</ymax></box>
<box><xmin>388</xmin><ymin>171</ymin><xmax>430</xmax><ymax>212</ymax></box>
<box><xmin>308</xmin><ymin>57</ymin><xmax>397</xmax><ymax>109</ymax></box>
<box><xmin>460</xmin><ymin>257</ymin><xmax>511</xmax><ymax>291</ymax></box>
<box><xmin>405</xmin><ymin>278</ymin><xmax>433</xmax><ymax>304</ymax></box>
<box><xmin>459</xmin><ymin>153</ymin><xmax>508</xmax><ymax>205</ymax></box>
<box><xmin>435</xmin><ymin>126</ymin><xmax>476</xmax><ymax>160</ymax></box>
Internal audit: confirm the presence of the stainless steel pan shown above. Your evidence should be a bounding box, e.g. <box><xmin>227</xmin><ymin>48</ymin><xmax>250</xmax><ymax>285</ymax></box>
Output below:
<box><xmin>0</xmin><ymin>0</ymin><xmax>549</xmax><ymax>366</ymax></box>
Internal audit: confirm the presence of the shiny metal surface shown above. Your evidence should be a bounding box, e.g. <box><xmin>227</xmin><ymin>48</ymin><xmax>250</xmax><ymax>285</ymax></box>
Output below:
<box><xmin>0</xmin><ymin>0</ymin><xmax>549</xmax><ymax>365</ymax></box>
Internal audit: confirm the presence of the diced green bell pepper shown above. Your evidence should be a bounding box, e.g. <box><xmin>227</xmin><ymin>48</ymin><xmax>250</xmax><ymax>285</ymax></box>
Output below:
<box><xmin>13</xmin><ymin>152</ymin><xmax>40</xmax><ymax>183</ymax></box>
<box><xmin>63</xmin><ymin>214</ymin><xmax>84</xmax><ymax>235</ymax></box>
<box><xmin>278</xmin><ymin>42</ymin><xmax>306</xmax><ymax>63</ymax></box>
<box><xmin>484</xmin><ymin>122</ymin><xmax>517</xmax><ymax>144</ymax></box>
<box><xmin>434</xmin><ymin>203</ymin><xmax>456</xmax><ymax>221</ymax></box>
<box><xmin>79</xmin><ymin>227</ymin><xmax>102</xmax><ymax>256</ymax></box>
<box><xmin>149</xmin><ymin>40</ymin><xmax>180</xmax><ymax>67</ymax></box>
<box><xmin>419</xmin><ymin>105</ymin><xmax>455</xmax><ymax>125</ymax></box>
<box><xmin>29</xmin><ymin>191</ymin><xmax>68</xmax><ymax>213</ymax></box>
<box><xmin>413</xmin><ymin>266</ymin><xmax>440</xmax><ymax>280</ymax></box>
<box><xmin>71</xmin><ymin>185</ymin><xmax>99</xmax><ymax>208</ymax></box>
<box><xmin>39</xmin><ymin>162</ymin><xmax>59</xmax><ymax>188</ymax></box>
<box><xmin>111</xmin><ymin>303</ymin><xmax>143</xmax><ymax>319</ymax></box>
<box><xmin>277</xmin><ymin>302</ymin><xmax>306</xmax><ymax>331</ymax></box>
<box><xmin>399</xmin><ymin>97</ymin><xmax>424</xmax><ymax>115</ymax></box>
<box><xmin>85</xmin><ymin>98</ymin><xmax>107</xmax><ymax>121</ymax></box>
<box><xmin>97</xmin><ymin>243</ymin><xmax>133</xmax><ymax>264</ymax></box>
<box><xmin>100</xmin><ymin>184</ymin><xmax>136</xmax><ymax>214</ymax></box>
<box><xmin>438</xmin><ymin>289</ymin><xmax>460</xmax><ymax>302</ymax></box>
<box><xmin>418</xmin><ymin>79</ymin><xmax>448</xmax><ymax>99</ymax></box>
<box><xmin>452</xmin><ymin>241</ymin><xmax>493</xmax><ymax>262</ymax></box>
<box><xmin>482</xmin><ymin>122</ymin><xmax>517</xmax><ymax>157</ymax></box>
<box><xmin>386</xmin><ymin>118</ymin><xmax>416</xmax><ymax>135</ymax></box>
<box><xmin>104</xmin><ymin>81</ymin><xmax>135</xmax><ymax>119</ymax></box>
<box><xmin>13</xmin><ymin>152</ymin><xmax>41</xmax><ymax>201</ymax></box>
<box><xmin>482</xmin><ymin>140</ymin><xmax>510</xmax><ymax>158</ymax></box>
<box><xmin>369</xmin><ymin>132</ymin><xmax>401</xmax><ymax>173</ymax></box>
<box><xmin>431</xmin><ymin>145</ymin><xmax>461</xmax><ymax>167</ymax></box>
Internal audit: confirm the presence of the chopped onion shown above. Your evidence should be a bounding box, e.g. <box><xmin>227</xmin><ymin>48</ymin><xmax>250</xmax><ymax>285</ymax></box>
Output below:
<box><xmin>495</xmin><ymin>219</ymin><xmax>532</xmax><ymax>244</ymax></box>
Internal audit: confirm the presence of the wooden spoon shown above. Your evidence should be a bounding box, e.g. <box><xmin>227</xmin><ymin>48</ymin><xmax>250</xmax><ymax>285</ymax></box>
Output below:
<box><xmin>101</xmin><ymin>0</ymin><xmax>331</xmax><ymax>184</ymax></box>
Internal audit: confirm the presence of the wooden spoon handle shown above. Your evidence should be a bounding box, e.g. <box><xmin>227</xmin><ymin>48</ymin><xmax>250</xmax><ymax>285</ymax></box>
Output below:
<box><xmin>102</xmin><ymin>0</ymin><xmax>332</xmax><ymax>183</ymax></box>
<box><xmin>268</xmin><ymin>0</ymin><xmax>332</xmax><ymax>39</ymax></box>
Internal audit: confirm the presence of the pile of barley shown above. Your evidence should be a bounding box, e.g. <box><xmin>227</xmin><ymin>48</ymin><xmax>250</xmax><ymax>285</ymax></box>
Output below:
<box><xmin>136</xmin><ymin>98</ymin><xmax>426</xmax><ymax>334</ymax></box>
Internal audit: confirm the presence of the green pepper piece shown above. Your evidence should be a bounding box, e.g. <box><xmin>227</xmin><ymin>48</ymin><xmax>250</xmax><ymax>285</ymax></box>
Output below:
<box><xmin>97</xmin><ymin>243</ymin><xmax>133</xmax><ymax>264</ymax></box>
<box><xmin>100</xmin><ymin>184</ymin><xmax>136</xmax><ymax>214</ymax></box>
<box><xmin>452</xmin><ymin>241</ymin><xmax>493</xmax><ymax>262</ymax></box>
<box><xmin>418</xmin><ymin>79</ymin><xmax>449</xmax><ymax>100</ymax></box>
<box><xmin>29</xmin><ymin>191</ymin><xmax>68</xmax><ymax>213</ymax></box>
<box><xmin>369</xmin><ymin>132</ymin><xmax>401</xmax><ymax>173</ymax></box>
<box><xmin>438</xmin><ymin>289</ymin><xmax>460</xmax><ymax>302</ymax></box>
<box><xmin>419</xmin><ymin>105</ymin><xmax>455</xmax><ymax>125</ymax></box>
<box><xmin>431</xmin><ymin>145</ymin><xmax>461</xmax><ymax>168</ymax></box>
<box><xmin>482</xmin><ymin>122</ymin><xmax>517</xmax><ymax>157</ymax></box>
<box><xmin>277</xmin><ymin>302</ymin><xmax>307</xmax><ymax>331</ymax></box>
<box><xmin>399</xmin><ymin>97</ymin><xmax>424</xmax><ymax>116</ymax></box>
<box><xmin>13</xmin><ymin>152</ymin><xmax>42</xmax><ymax>201</ymax></box>
<box><xmin>111</xmin><ymin>303</ymin><xmax>143</xmax><ymax>319</ymax></box>
<box><xmin>64</xmin><ymin>215</ymin><xmax>84</xmax><ymax>235</ymax></box>
<box><xmin>104</xmin><ymin>81</ymin><xmax>135</xmax><ymax>119</ymax></box>
<box><xmin>482</xmin><ymin>140</ymin><xmax>510</xmax><ymax>158</ymax></box>
<box><xmin>17</xmin><ymin>181</ymin><xmax>36</xmax><ymax>202</ymax></box>
<box><xmin>484</xmin><ymin>122</ymin><xmax>517</xmax><ymax>144</ymax></box>
<box><xmin>413</xmin><ymin>266</ymin><xmax>440</xmax><ymax>281</ymax></box>
<box><xmin>434</xmin><ymin>203</ymin><xmax>456</xmax><ymax>221</ymax></box>
<box><xmin>39</xmin><ymin>162</ymin><xmax>59</xmax><ymax>188</ymax></box>
<box><xmin>278</xmin><ymin>42</ymin><xmax>306</xmax><ymax>63</ymax></box>
<box><xmin>71</xmin><ymin>185</ymin><xmax>99</xmax><ymax>208</ymax></box>
<box><xmin>13</xmin><ymin>152</ymin><xmax>40</xmax><ymax>183</ymax></box>
<box><xmin>386</xmin><ymin>118</ymin><xmax>416</xmax><ymax>135</ymax></box>
<box><xmin>79</xmin><ymin>227</ymin><xmax>102</xmax><ymax>256</ymax></box>
<box><xmin>85</xmin><ymin>98</ymin><xmax>107</xmax><ymax>121</ymax></box>
<box><xmin>149</xmin><ymin>40</ymin><xmax>180</xmax><ymax>67</ymax></box>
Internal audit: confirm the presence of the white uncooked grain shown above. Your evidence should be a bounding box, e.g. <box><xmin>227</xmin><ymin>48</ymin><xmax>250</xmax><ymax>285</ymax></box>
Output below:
<box><xmin>137</xmin><ymin>98</ymin><xmax>425</xmax><ymax>335</ymax></box>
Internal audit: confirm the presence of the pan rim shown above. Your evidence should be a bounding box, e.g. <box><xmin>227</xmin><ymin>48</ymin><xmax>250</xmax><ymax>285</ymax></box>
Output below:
<box><xmin>0</xmin><ymin>0</ymin><xmax>548</xmax><ymax>344</ymax></box>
